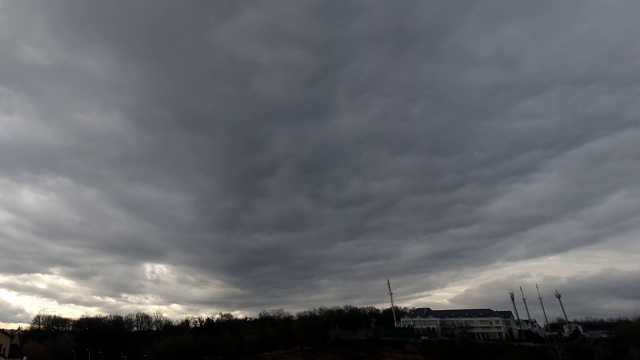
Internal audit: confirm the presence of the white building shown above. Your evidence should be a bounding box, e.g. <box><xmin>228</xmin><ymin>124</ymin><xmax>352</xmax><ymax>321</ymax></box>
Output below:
<box><xmin>519</xmin><ymin>318</ymin><xmax>545</xmax><ymax>336</ymax></box>
<box><xmin>400</xmin><ymin>308</ymin><xmax>520</xmax><ymax>340</ymax></box>
<box><xmin>563</xmin><ymin>323</ymin><xmax>583</xmax><ymax>337</ymax></box>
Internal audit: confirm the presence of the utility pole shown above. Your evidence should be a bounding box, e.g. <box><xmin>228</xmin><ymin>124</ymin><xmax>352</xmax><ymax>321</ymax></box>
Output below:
<box><xmin>536</xmin><ymin>284</ymin><xmax>550</xmax><ymax>331</ymax></box>
<box><xmin>520</xmin><ymin>286</ymin><xmax>532</xmax><ymax>326</ymax></box>
<box><xmin>509</xmin><ymin>292</ymin><xmax>521</xmax><ymax>328</ymax></box>
<box><xmin>387</xmin><ymin>279</ymin><xmax>397</xmax><ymax>327</ymax></box>
<box><xmin>554</xmin><ymin>290</ymin><xmax>569</xmax><ymax>325</ymax></box>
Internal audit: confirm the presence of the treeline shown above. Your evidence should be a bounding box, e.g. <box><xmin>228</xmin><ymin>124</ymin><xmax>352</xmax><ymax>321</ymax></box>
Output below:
<box><xmin>30</xmin><ymin>311</ymin><xmax>174</xmax><ymax>333</ymax></box>
<box><xmin>573</xmin><ymin>316</ymin><xmax>640</xmax><ymax>332</ymax></box>
<box><xmin>20</xmin><ymin>310</ymin><xmax>640</xmax><ymax>360</ymax></box>
<box><xmin>545</xmin><ymin>315</ymin><xmax>640</xmax><ymax>335</ymax></box>
<box><xmin>22</xmin><ymin>306</ymin><xmax>409</xmax><ymax>360</ymax></box>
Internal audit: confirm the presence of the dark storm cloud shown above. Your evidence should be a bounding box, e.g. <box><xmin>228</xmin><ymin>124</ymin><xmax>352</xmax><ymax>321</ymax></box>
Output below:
<box><xmin>0</xmin><ymin>0</ymin><xmax>639</xmax><ymax>321</ymax></box>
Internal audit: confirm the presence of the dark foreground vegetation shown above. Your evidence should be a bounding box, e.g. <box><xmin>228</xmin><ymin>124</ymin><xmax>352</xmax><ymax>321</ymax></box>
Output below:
<box><xmin>15</xmin><ymin>307</ymin><xmax>640</xmax><ymax>360</ymax></box>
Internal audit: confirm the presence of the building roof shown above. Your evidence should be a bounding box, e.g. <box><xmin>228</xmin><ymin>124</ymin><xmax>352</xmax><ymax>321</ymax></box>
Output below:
<box><xmin>497</xmin><ymin>311</ymin><xmax>515</xmax><ymax>319</ymax></box>
<box><xmin>405</xmin><ymin>308</ymin><xmax>514</xmax><ymax>319</ymax></box>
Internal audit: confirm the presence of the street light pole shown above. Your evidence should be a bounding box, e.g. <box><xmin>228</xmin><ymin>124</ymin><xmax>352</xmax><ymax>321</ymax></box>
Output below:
<box><xmin>87</xmin><ymin>349</ymin><xmax>90</xmax><ymax>360</ymax></box>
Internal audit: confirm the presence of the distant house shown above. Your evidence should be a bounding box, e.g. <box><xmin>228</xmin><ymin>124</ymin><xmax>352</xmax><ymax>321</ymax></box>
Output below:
<box><xmin>400</xmin><ymin>308</ymin><xmax>520</xmax><ymax>340</ymax></box>
<box><xmin>0</xmin><ymin>330</ymin><xmax>26</xmax><ymax>360</ymax></box>
<box><xmin>0</xmin><ymin>330</ymin><xmax>10</xmax><ymax>359</ymax></box>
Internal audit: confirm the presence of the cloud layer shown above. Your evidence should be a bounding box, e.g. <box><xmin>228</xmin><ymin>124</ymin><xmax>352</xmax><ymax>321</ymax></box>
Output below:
<box><xmin>0</xmin><ymin>1</ymin><xmax>639</xmax><ymax>323</ymax></box>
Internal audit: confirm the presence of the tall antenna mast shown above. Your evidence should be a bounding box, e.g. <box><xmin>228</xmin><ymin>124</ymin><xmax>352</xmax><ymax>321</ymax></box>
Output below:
<box><xmin>554</xmin><ymin>289</ymin><xmax>569</xmax><ymax>324</ymax></box>
<box><xmin>387</xmin><ymin>279</ymin><xmax>397</xmax><ymax>328</ymax></box>
<box><xmin>509</xmin><ymin>292</ymin><xmax>521</xmax><ymax>328</ymax></box>
<box><xmin>520</xmin><ymin>286</ymin><xmax>532</xmax><ymax>325</ymax></box>
<box><xmin>536</xmin><ymin>284</ymin><xmax>550</xmax><ymax>331</ymax></box>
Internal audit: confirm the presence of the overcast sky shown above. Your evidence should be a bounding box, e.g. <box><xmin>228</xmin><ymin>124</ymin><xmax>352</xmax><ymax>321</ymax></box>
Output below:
<box><xmin>1</xmin><ymin>1</ymin><xmax>639</xmax><ymax>326</ymax></box>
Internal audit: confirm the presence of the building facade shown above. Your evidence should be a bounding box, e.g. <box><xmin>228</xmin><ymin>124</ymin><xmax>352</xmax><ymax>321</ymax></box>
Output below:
<box><xmin>0</xmin><ymin>331</ymin><xmax>26</xmax><ymax>360</ymax></box>
<box><xmin>400</xmin><ymin>308</ymin><xmax>520</xmax><ymax>340</ymax></box>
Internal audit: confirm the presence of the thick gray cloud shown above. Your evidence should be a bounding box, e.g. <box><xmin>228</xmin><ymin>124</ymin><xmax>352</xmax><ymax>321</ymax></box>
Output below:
<box><xmin>0</xmin><ymin>0</ymin><xmax>639</xmax><ymax>323</ymax></box>
<box><xmin>446</xmin><ymin>268</ymin><xmax>640</xmax><ymax>322</ymax></box>
<box><xmin>0</xmin><ymin>297</ymin><xmax>31</xmax><ymax>324</ymax></box>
